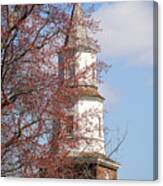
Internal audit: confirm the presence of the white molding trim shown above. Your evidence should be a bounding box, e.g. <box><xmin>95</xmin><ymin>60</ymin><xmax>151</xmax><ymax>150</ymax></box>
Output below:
<box><xmin>97</xmin><ymin>158</ymin><xmax>120</xmax><ymax>170</ymax></box>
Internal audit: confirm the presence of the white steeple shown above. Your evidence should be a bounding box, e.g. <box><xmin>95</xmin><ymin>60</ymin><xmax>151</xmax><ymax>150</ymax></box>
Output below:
<box><xmin>59</xmin><ymin>4</ymin><xmax>105</xmax><ymax>155</ymax></box>
<box><xmin>59</xmin><ymin>3</ymin><xmax>100</xmax><ymax>88</ymax></box>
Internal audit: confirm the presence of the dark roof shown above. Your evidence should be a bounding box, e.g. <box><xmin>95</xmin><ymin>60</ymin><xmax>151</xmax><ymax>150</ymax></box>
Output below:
<box><xmin>76</xmin><ymin>152</ymin><xmax>118</xmax><ymax>164</ymax></box>
<box><xmin>69</xmin><ymin>152</ymin><xmax>120</xmax><ymax>169</ymax></box>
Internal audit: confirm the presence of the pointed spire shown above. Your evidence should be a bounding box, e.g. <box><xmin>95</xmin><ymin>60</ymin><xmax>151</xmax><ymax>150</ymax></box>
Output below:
<box><xmin>71</xmin><ymin>3</ymin><xmax>84</xmax><ymax>24</ymax></box>
<box><xmin>65</xmin><ymin>3</ymin><xmax>99</xmax><ymax>52</ymax></box>
<box><xmin>65</xmin><ymin>3</ymin><xmax>87</xmax><ymax>48</ymax></box>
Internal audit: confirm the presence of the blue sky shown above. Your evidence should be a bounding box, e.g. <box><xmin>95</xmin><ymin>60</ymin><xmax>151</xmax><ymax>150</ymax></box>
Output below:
<box><xmin>91</xmin><ymin>1</ymin><xmax>154</xmax><ymax>180</ymax></box>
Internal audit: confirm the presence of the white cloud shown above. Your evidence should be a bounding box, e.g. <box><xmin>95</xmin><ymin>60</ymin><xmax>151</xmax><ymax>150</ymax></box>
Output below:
<box><xmin>99</xmin><ymin>82</ymin><xmax>119</xmax><ymax>111</ymax></box>
<box><xmin>93</xmin><ymin>1</ymin><xmax>153</xmax><ymax>66</ymax></box>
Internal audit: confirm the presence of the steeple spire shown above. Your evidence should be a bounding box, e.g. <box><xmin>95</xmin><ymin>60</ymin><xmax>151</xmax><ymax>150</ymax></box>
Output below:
<box><xmin>65</xmin><ymin>3</ymin><xmax>99</xmax><ymax>52</ymax></box>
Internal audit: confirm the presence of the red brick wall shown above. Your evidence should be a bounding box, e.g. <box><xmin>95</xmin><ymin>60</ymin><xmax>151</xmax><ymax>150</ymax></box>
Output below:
<box><xmin>96</xmin><ymin>165</ymin><xmax>117</xmax><ymax>180</ymax></box>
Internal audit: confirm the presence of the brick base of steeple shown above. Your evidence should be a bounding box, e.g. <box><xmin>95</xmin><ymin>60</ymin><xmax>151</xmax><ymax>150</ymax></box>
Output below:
<box><xmin>39</xmin><ymin>153</ymin><xmax>119</xmax><ymax>179</ymax></box>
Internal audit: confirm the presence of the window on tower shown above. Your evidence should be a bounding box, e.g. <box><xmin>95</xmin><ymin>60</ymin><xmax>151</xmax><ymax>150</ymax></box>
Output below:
<box><xmin>68</xmin><ymin>63</ymin><xmax>75</xmax><ymax>78</ymax></box>
<box><xmin>65</xmin><ymin>62</ymin><xmax>75</xmax><ymax>80</ymax></box>
<box><xmin>92</xmin><ymin>65</ymin><xmax>96</xmax><ymax>84</ymax></box>
<box><xmin>98</xmin><ymin>117</ymin><xmax>102</xmax><ymax>137</ymax></box>
<box><xmin>66</xmin><ymin>115</ymin><xmax>74</xmax><ymax>135</ymax></box>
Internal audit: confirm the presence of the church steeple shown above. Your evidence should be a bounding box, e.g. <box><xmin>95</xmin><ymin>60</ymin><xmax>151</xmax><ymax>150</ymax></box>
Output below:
<box><xmin>65</xmin><ymin>3</ymin><xmax>99</xmax><ymax>53</ymax></box>
<box><xmin>57</xmin><ymin>3</ymin><xmax>120</xmax><ymax>179</ymax></box>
